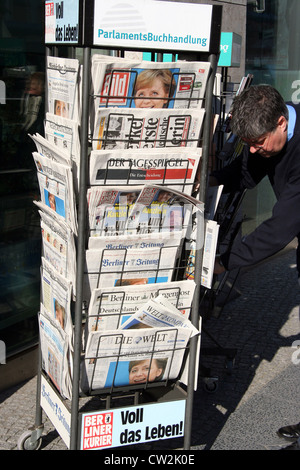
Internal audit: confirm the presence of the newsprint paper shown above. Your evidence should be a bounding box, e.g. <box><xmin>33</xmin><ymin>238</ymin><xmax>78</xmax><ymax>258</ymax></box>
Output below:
<box><xmin>89</xmin><ymin>147</ymin><xmax>201</xmax><ymax>196</ymax></box>
<box><xmin>81</xmin><ymin>326</ymin><xmax>196</xmax><ymax>393</ymax></box>
<box><xmin>83</xmin><ymin>244</ymin><xmax>180</xmax><ymax>303</ymax></box>
<box><xmin>46</xmin><ymin>56</ymin><xmax>80</xmax><ymax>122</ymax></box>
<box><xmin>86</xmin><ymin>278</ymin><xmax>196</xmax><ymax>334</ymax></box>
<box><xmin>32</xmin><ymin>151</ymin><xmax>78</xmax><ymax>235</ymax></box>
<box><xmin>39</xmin><ymin>305</ymin><xmax>72</xmax><ymax>400</ymax></box>
<box><xmin>92</xmin><ymin>107</ymin><xmax>205</xmax><ymax>150</ymax></box>
<box><xmin>90</xmin><ymin>55</ymin><xmax>210</xmax><ymax>123</ymax></box>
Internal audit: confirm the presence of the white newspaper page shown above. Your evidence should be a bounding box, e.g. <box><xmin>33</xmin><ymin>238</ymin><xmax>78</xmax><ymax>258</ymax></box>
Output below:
<box><xmin>44</xmin><ymin>112</ymin><xmax>81</xmax><ymax>194</ymax></box>
<box><xmin>83</xmin><ymin>245</ymin><xmax>180</xmax><ymax>303</ymax></box>
<box><xmin>32</xmin><ymin>151</ymin><xmax>78</xmax><ymax>234</ymax></box>
<box><xmin>39</xmin><ymin>306</ymin><xmax>72</xmax><ymax>400</ymax></box>
<box><xmin>92</xmin><ymin>108</ymin><xmax>205</xmax><ymax>150</ymax></box>
<box><xmin>41</xmin><ymin>257</ymin><xmax>73</xmax><ymax>346</ymax></box>
<box><xmin>30</xmin><ymin>132</ymin><xmax>71</xmax><ymax>166</ymax></box>
<box><xmin>88</xmin><ymin>230</ymin><xmax>183</xmax><ymax>251</ymax></box>
<box><xmin>201</xmin><ymin>219</ymin><xmax>220</xmax><ymax>289</ymax></box>
<box><xmin>38</xmin><ymin>208</ymin><xmax>77</xmax><ymax>295</ymax></box>
<box><xmin>87</xmin><ymin>185</ymin><xmax>143</xmax><ymax>236</ymax></box>
<box><xmin>81</xmin><ymin>327</ymin><xmax>192</xmax><ymax>392</ymax></box>
<box><xmin>88</xmin><ymin>184</ymin><xmax>204</xmax><ymax>237</ymax></box>
<box><xmin>86</xmin><ymin>279</ymin><xmax>196</xmax><ymax>334</ymax></box>
<box><xmin>90</xmin><ymin>55</ymin><xmax>210</xmax><ymax>115</ymax></box>
<box><xmin>89</xmin><ymin>147</ymin><xmax>201</xmax><ymax>195</ymax></box>
<box><xmin>46</xmin><ymin>56</ymin><xmax>80</xmax><ymax>121</ymax></box>
<box><xmin>120</xmin><ymin>295</ymin><xmax>199</xmax><ymax>337</ymax></box>
<box><xmin>128</xmin><ymin>184</ymin><xmax>204</xmax><ymax>238</ymax></box>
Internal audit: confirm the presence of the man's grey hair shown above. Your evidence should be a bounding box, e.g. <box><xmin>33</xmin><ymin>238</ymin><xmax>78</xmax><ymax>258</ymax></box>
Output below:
<box><xmin>230</xmin><ymin>85</ymin><xmax>288</xmax><ymax>141</ymax></box>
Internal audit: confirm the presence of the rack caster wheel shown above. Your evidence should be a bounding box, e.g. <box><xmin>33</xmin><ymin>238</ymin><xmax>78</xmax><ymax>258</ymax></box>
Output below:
<box><xmin>17</xmin><ymin>425</ymin><xmax>43</xmax><ymax>450</ymax></box>
<box><xmin>203</xmin><ymin>377</ymin><xmax>219</xmax><ymax>393</ymax></box>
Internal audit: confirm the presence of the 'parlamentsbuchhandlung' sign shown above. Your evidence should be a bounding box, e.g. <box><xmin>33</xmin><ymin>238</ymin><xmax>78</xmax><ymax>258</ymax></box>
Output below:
<box><xmin>92</xmin><ymin>0</ymin><xmax>213</xmax><ymax>52</ymax></box>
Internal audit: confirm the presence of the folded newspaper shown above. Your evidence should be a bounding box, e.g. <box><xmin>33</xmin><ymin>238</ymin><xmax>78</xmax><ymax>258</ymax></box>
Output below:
<box><xmin>120</xmin><ymin>294</ymin><xmax>199</xmax><ymax>337</ymax></box>
<box><xmin>36</xmin><ymin>203</ymin><xmax>77</xmax><ymax>296</ymax></box>
<box><xmin>44</xmin><ymin>112</ymin><xmax>81</xmax><ymax>194</ymax></box>
<box><xmin>30</xmin><ymin>132</ymin><xmax>71</xmax><ymax>167</ymax></box>
<box><xmin>83</xmin><ymin>244</ymin><xmax>180</xmax><ymax>303</ymax></box>
<box><xmin>32</xmin><ymin>151</ymin><xmax>78</xmax><ymax>234</ymax></box>
<box><xmin>39</xmin><ymin>305</ymin><xmax>72</xmax><ymax>400</ymax></box>
<box><xmin>41</xmin><ymin>257</ymin><xmax>73</xmax><ymax>346</ymax></box>
<box><xmin>81</xmin><ymin>326</ymin><xmax>193</xmax><ymax>392</ymax></box>
<box><xmin>87</xmin><ymin>184</ymin><xmax>204</xmax><ymax>237</ymax></box>
<box><xmin>89</xmin><ymin>147</ymin><xmax>201</xmax><ymax>195</ymax></box>
<box><xmin>46</xmin><ymin>55</ymin><xmax>80</xmax><ymax>122</ymax></box>
<box><xmin>90</xmin><ymin>55</ymin><xmax>210</xmax><ymax>117</ymax></box>
<box><xmin>86</xmin><ymin>279</ymin><xmax>196</xmax><ymax>334</ymax></box>
<box><xmin>92</xmin><ymin>107</ymin><xmax>205</xmax><ymax>150</ymax></box>
<box><xmin>88</xmin><ymin>230</ymin><xmax>183</xmax><ymax>251</ymax></box>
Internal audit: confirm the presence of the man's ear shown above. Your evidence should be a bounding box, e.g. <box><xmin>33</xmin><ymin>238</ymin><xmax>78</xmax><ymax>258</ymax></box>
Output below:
<box><xmin>278</xmin><ymin>115</ymin><xmax>288</xmax><ymax>132</ymax></box>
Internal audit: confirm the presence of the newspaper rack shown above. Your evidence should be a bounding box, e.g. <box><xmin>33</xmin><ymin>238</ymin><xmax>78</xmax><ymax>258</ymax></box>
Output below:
<box><xmin>18</xmin><ymin>0</ymin><xmax>222</xmax><ymax>452</ymax></box>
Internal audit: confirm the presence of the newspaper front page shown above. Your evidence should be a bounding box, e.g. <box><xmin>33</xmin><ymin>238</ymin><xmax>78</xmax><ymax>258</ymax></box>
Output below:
<box><xmin>32</xmin><ymin>151</ymin><xmax>78</xmax><ymax>234</ymax></box>
<box><xmin>90</xmin><ymin>55</ymin><xmax>210</xmax><ymax>117</ymax></box>
<box><xmin>37</xmin><ymin>206</ymin><xmax>77</xmax><ymax>295</ymax></box>
<box><xmin>89</xmin><ymin>147</ymin><xmax>201</xmax><ymax>195</ymax></box>
<box><xmin>81</xmin><ymin>327</ymin><xmax>193</xmax><ymax>392</ymax></box>
<box><xmin>44</xmin><ymin>112</ymin><xmax>81</xmax><ymax>194</ymax></box>
<box><xmin>39</xmin><ymin>305</ymin><xmax>72</xmax><ymax>399</ymax></box>
<box><xmin>30</xmin><ymin>132</ymin><xmax>71</xmax><ymax>166</ymax></box>
<box><xmin>120</xmin><ymin>295</ymin><xmax>199</xmax><ymax>336</ymax></box>
<box><xmin>87</xmin><ymin>184</ymin><xmax>204</xmax><ymax>237</ymax></box>
<box><xmin>92</xmin><ymin>107</ymin><xmax>205</xmax><ymax>150</ymax></box>
<box><xmin>83</xmin><ymin>244</ymin><xmax>180</xmax><ymax>303</ymax></box>
<box><xmin>41</xmin><ymin>257</ymin><xmax>73</xmax><ymax>345</ymax></box>
<box><xmin>86</xmin><ymin>279</ymin><xmax>196</xmax><ymax>334</ymax></box>
<box><xmin>46</xmin><ymin>56</ymin><xmax>80</xmax><ymax>122</ymax></box>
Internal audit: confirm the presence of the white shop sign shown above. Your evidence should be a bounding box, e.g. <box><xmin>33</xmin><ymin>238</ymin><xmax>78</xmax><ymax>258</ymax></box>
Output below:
<box><xmin>93</xmin><ymin>0</ymin><xmax>213</xmax><ymax>52</ymax></box>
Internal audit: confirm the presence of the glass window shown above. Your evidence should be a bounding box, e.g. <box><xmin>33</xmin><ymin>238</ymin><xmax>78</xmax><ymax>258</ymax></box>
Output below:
<box><xmin>246</xmin><ymin>0</ymin><xmax>300</xmax><ymax>101</ymax></box>
<box><xmin>0</xmin><ymin>0</ymin><xmax>45</xmax><ymax>356</ymax></box>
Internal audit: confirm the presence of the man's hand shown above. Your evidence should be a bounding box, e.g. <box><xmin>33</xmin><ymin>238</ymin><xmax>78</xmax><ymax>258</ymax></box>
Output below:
<box><xmin>214</xmin><ymin>256</ymin><xmax>226</xmax><ymax>275</ymax></box>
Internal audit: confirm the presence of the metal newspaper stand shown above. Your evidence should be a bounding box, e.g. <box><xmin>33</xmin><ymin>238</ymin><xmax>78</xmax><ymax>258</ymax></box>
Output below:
<box><xmin>18</xmin><ymin>0</ymin><xmax>222</xmax><ymax>451</ymax></box>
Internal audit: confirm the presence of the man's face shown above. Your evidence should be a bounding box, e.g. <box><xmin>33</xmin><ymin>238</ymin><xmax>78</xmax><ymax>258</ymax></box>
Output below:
<box><xmin>243</xmin><ymin>116</ymin><xmax>288</xmax><ymax>158</ymax></box>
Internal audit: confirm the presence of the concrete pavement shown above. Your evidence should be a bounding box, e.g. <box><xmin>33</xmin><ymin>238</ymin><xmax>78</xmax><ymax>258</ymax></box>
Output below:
<box><xmin>0</xmin><ymin>243</ymin><xmax>299</xmax><ymax>451</ymax></box>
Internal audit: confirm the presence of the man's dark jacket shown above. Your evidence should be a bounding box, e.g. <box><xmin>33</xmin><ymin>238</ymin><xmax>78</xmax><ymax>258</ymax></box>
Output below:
<box><xmin>213</xmin><ymin>103</ymin><xmax>300</xmax><ymax>271</ymax></box>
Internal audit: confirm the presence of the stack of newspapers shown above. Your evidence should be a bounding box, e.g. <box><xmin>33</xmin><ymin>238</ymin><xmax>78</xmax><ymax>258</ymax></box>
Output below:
<box><xmin>31</xmin><ymin>56</ymin><xmax>81</xmax><ymax>399</ymax></box>
<box><xmin>31</xmin><ymin>54</ymin><xmax>219</xmax><ymax>398</ymax></box>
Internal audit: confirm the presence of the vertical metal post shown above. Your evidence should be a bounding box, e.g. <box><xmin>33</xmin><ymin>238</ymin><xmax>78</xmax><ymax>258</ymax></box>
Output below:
<box><xmin>34</xmin><ymin>342</ymin><xmax>43</xmax><ymax>428</ymax></box>
<box><xmin>70</xmin><ymin>46</ymin><xmax>91</xmax><ymax>450</ymax></box>
<box><xmin>183</xmin><ymin>53</ymin><xmax>218</xmax><ymax>450</ymax></box>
